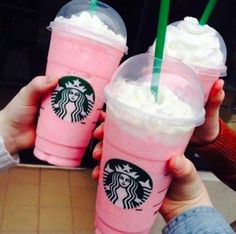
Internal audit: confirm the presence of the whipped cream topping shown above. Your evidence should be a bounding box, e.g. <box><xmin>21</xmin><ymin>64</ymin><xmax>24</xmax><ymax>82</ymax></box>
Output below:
<box><xmin>106</xmin><ymin>78</ymin><xmax>200</xmax><ymax>134</ymax></box>
<box><xmin>54</xmin><ymin>11</ymin><xmax>126</xmax><ymax>44</ymax></box>
<box><xmin>150</xmin><ymin>17</ymin><xmax>225</xmax><ymax>69</ymax></box>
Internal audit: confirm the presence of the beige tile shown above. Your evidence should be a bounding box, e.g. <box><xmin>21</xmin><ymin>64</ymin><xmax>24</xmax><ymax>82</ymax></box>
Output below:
<box><xmin>74</xmin><ymin>231</ymin><xmax>94</xmax><ymax>234</ymax></box>
<box><xmin>9</xmin><ymin>167</ymin><xmax>40</xmax><ymax>185</ymax></box>
<box><xmin>0</xmin><ymin>232</ymin><xmax>37</xmax><ymax>234</ymax></box>
<box><xmin>71</xmin><ymin>187</ymin><xmax>96</xmax><ymax>211</ymax></box>
<box><xmin>1</xmin><ymin>206</ymin><xmax>38</xmax><ymax>232</ymax></box>
<box><xmin>39</xmin><ymin>207</ymin><xmax>73</xmax><ymax>232</ymax></box>
<box><xmin>39</xmin><ymin>232</ymin><xmax>72</xmax><ymax>234</ymax></box>
<box><xmin>0</xmin><ymin>184</ymin><xmax>7</xmax><ymax>207</ymax></box>
<box><xmin>41</xmin><ymin>169</ymin><xmax>69</xmax><ymax>187</ymax></box>
<box><xmin>0</xmin><ymin>206</ymin><xmax>3</xmax><ymax>228</ymax></box>
<box><xmin>72</xmin><ymin>207</ymin><xmax>95</xmax><ymax>232</ymax></box>
<box><xmin>69</xmin><ymin>170</ymin><xmax>97</xmax><ymax>188</ymax></box>
<box><xmin>5</xmin><ymin>184</ymin><xmax>39</xmax><ymax>206</ymax></box>
<box><xmin>40</xmin><ymin>185</ymin><xmax>71</xmax><ymax>207</ymax></box>
<box><xmin>0</xmin><ymin>170</ymin><xmax>9</xmax><ymax>185</ymax></box>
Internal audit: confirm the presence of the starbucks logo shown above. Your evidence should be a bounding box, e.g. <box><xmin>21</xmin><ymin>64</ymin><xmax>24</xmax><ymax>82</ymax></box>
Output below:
<box><xmin>51</xmin><ymin>76</ymin><xmax>95</xmax><ymax>122</ymax></box>
<box><xmin>103</xmin><ymin>159</ymin><xmax>153</xmax><ymax>209</ymax></box>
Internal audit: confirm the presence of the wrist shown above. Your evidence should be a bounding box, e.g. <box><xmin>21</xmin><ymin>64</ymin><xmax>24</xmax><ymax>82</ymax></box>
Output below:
<box><xmin>190</xmin><ymin>119</ymin><xmax>220</xmax><ymax>147</ymax></box>
<box><xmin>162</xmin><ymin>187</ymin><xmax>213</xmax><ymax>222</ymax></box>
<box><xmin>164</xmin><ymin>203</ymin><xmax>213</xmax><ymax>223</ymax></box>
<box><xmin>0</xmin><ymin>111</ymin><xmax>19</xmax><ymax>154</ymax></box>
<box><xmin>196</xmin><ymin>131</ymin><xmax>219</xmax><ymax>146</ymax></box>
<box><xmin>202</xmin><ymin>126</ymin><xmax>220</xmax><ymax>145</ymax></box>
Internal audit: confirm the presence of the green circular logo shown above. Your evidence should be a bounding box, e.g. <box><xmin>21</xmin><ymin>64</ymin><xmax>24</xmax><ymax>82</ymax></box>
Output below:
<box><xmin>51</xmin><ymin>76</ymin><xmax>95</xmax><ymax>122</ymax></box>
<box><xmin>103</xmin><ymin>159</ymin><xmax>153</xmax><ymax>209</ymax></box>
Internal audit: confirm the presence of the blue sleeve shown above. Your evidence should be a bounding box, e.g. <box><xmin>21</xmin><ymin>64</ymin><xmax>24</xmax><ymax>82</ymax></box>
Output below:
<box><xmin>162</xmin><ymin>207</ymin><xmax>235</xmax><ymax>234</ymax></box>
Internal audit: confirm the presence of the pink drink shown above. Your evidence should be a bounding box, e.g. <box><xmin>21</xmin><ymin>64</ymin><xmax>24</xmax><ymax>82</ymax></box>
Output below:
<box><xmin>95</xmin><ymin>54</ymin><xmax>205</xmax><ymax>233</ymax></box>
<box><xmin>34</xmin><ymin>0</ymin><xmax>127</xmax><ymax>167</ymax></box>
<box><xmin>96</xmin><ymin>109</ymin><xmax>193</xmax><ymax>234</ymax></box>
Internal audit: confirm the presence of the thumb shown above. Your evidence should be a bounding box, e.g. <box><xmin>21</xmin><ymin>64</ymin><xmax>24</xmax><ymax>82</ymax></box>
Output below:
<box><xmin>167</xmin><ymin>155</ymin><xmax>204</xmax><ymax>200</ymax></box>
<box><xmin>17</xmin><ymin>76</ymin><xmax>59</xmax><ymax>106</ymax></box>
<box><xmin>168</xmin><ymin>155</ymin><xmax>198</xmax><ymax>184</ymax></box>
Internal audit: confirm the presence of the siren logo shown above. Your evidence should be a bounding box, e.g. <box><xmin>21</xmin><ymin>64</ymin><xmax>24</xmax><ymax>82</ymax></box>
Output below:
<box><xmin>103</xmin><ymin>159</ymin><xmax>153</xmax><ymax>209</ymax></box>
<box><xmin>51</xmin><ymin>76</ymin><xmax>95</xmax><ymax>122</ymax></box>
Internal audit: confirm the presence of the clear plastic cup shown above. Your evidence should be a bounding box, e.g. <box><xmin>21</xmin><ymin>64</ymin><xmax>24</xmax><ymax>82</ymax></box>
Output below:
<box><xmin>148</xmin><ymin>18</ymin><xmax>227</xmax><ymax>103</ymax></box>
<box><xmin>95</xmin><ymin>53</ymin><xmax>205</xmax><ymax>233</ymax></box>
<box><xmin>169</xmin><ymin>20</ymin><xmax>227</xmax><ymax>103</ymax></box>
<box><xmin>34</xmin><ymin>0</ymin><xmax>127</xmax><ymax>167</ymax></box>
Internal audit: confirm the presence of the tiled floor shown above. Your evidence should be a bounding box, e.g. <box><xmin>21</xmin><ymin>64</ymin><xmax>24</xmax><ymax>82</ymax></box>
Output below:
<box><xmin>0</xmin><ymin>166</ymin><xmax>235</xmax><ymax>234</ymax></box>
<box><xmin>0</xmin><ymin>166</ymin><xmax>97</xmax><ymax>234</ymax></box>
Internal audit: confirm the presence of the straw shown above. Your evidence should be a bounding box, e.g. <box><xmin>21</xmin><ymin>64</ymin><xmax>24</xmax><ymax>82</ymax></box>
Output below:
<box><xmin>151</xmin><ymin>0</ymin><xmax>170</xmax><ymax>101</ymax></box>
<box><xmin>199</xmin><ymin>0</ymin><xmax>218</xmax><ymax>25</ymax></box>
<box><xmin>90</xmin><ymin>0</ymin><xmax>97</xmax><ymax>13</ymax></box>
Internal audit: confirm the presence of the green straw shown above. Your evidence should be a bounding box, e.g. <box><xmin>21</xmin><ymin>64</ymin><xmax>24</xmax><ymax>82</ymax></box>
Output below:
<box><xmin>90</xmin><ymin>0</ymin><xmax>97</xmax><ymax>13</ymax></box>
<box><xmin>151</xmin><ymin>0</ymin><xmax>170</xmax><ymax>101</ymax></box>
<box><xmin>199</xmin><ymin>0</ymin><xmax>218</xmax><ymax>25</ymax></box>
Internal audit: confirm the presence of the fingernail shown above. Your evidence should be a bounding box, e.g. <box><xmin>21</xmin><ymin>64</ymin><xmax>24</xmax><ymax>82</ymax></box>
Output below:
<box><xmin>93</xmin><ymin>150</ymin><xmax>100</xmax><ymax>159</ymax></box>
<box><xmin>93</xmin><ymin>166</ymin><xmax>100</xmax><ymax>180</ymax></box>
<box><xmin>174</xmin><ymin>156</ymin><xmax>182</xmax><ymax>171</ymax></box>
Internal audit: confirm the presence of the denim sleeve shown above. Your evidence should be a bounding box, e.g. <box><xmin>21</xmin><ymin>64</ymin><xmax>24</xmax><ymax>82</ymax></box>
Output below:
<box><xmin>162</xmin><ymin>207</ymin><xmax>235</xmax><ymax>234</ymax></box>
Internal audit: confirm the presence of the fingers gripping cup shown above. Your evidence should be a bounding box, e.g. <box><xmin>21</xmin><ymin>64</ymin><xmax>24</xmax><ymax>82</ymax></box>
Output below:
<box><xmin>34</xmin><ymin>0</ymin><xmax>127</xmax><ymax>167</ymax></box>
<box><xmin>95</xmin><ymin>53</ymin><xmax>205</xmax><ymax>234</ymax></box>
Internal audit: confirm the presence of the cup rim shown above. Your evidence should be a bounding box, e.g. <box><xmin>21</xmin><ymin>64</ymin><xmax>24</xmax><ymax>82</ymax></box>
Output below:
<box><xmin>189</xmin><ymin>63</ymin><xmax>227</xmax><ymax>77</ymax></box>
<box><xmin>105</xmin><ymin>54</ymin><xmax>205</xmax><ymax>127</ymax></box>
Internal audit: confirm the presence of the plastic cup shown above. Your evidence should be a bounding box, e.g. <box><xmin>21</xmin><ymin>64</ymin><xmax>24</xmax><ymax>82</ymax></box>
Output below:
<box><xmin>169</xmin><ymin>20</ymin><xmax>227</xmax><ymax>103</ymax></box>
<box><xmin>148</xmin><ymin>18</ymin><xmax>227</xmax><ymax>103</ymax></box>
<box><xmin>95</xmin><ymin>53</ymin><xmax>205</xmax><ymax>233</ymax></box>
<box><xmin>34</xmin><ymin>0</ymin><xmax>127</xmax><ymax>167</ymax></box>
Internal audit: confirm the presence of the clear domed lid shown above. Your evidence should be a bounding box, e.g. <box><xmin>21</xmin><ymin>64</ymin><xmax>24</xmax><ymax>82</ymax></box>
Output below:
<box><xmin>168</xmin><ymin>18</ymin><xmax>227</xmax><ymax>76</ymax></box>
<box><xmin>49</xmin><ymin>0</ymin><xmax>127</xmax><ymax>52</ymax></box>
<box><xmin>105</xmin><ymin>53</ymin><xmax>205</xmax><ymax>127</ymax></box>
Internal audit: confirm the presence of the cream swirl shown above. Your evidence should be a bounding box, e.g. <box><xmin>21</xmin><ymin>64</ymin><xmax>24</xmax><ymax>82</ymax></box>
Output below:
<box><xmin>54</xmin><ymin>12</ymin><xmax>126</xmax><ymax>44</ymax></box>
<box><xmin>150</xmin><ymin>17</ymin><xmax>226</xmax><ymax>69</ymax></box>
<box><xmin>165</xmin><ymin>17</ymin><xmax>225</xmax><ymax>68</ymax></box>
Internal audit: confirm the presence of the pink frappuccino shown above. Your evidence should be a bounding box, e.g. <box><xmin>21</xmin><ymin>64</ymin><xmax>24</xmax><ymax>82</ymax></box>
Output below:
<box><xmin>95</xmin><ymin>53</ymin><xmax>205</xmax><ymax>233</ymax></box>
<box><xmin>34</xmin><ymin>0</ymin><xmax>127</xmax><ymax>167</ymax></box>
